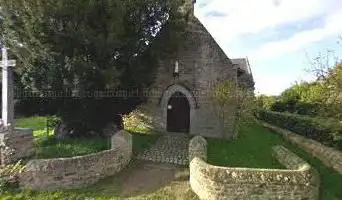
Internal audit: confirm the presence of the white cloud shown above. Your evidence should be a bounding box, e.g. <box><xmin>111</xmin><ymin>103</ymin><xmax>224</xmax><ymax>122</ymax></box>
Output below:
<box><xmin>254</xmin><ymin>72</ymin><xmax>316</xmax><ymax>96</ymax></box>
<box><xmin>195</xmin><ymin>0</ymin><xmax>340</xmax><ymax>45</ymax></box>
<box><xmin>195</xmin><ymin>0</ymin><xmax>342</xmax><ymax>95</ymax></box>
<box><xmin>254</xmin><ymin>75</ymin><xmax>291</xmax><ymax>96</ymax></box>
<box><xmin>252</xmin><ymin>13</ymin><xmax>342</xmax><ymax>59</ymax></box>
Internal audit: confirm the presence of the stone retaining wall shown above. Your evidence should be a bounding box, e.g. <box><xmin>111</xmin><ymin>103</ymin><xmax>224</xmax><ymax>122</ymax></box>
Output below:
<box><xmin>19</xmin><ymin>130</ymin><xmax>132</xmax><ymax>190</ymax></box>
<box><xmin>0</xmin><ymin>128</ymin><xmax>34</xmax><ymax>165</ymax></box>
<box><xmin>260</xmin><ymin>121</ymin><xmax>342</xmax><ymax>175</ymax></box>
<box><xmin>189</xmin><ymin>136</ymin><xmax>319</xmax><ymax>200</ymax></box>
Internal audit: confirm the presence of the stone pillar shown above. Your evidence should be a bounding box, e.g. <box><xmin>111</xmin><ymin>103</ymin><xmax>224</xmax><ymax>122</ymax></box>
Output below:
<box><xmin>0</xmin><ymin>47</ymin><xmax>34</xmax><ymax>166</ymax></box>
<box><xmin>1</xmin><ymin>47</ymin><xmax>15</xmax><ymax>129</ymax></box>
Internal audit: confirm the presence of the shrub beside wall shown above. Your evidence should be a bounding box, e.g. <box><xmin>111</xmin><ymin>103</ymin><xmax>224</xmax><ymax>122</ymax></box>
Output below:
<box><xmin>258</xmin><ymin>110</ymin><xmax>342</xmax><ymax>150</ymax></box>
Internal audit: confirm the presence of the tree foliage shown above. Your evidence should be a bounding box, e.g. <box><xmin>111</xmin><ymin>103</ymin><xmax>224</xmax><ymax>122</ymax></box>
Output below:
<box><xmin>305</xmin><ymin>42</ymin><xmax>342</xmax><ymax>119</ymax></box>
<box><xmin>210</xmin><ymin>80</ymin><xmax>255</xmax><ymax>139</ymax></box>
<box><xmin>261</xmin><ymin>62</ymin><xmax>342</xmax><ymax>119</ymax></box>
<box><xmin>255</xmin><ymin>38</ymin><xmax>342</xmax><ymax>120</ymax></box>
<box><xmin>0</xmin><ymin>0</ymin><xmax>187</xmax><ymax>136</ymax></box>
<box><xmin>255</xmin><ymin>95</ymin><xmax>276</xmax><ymax>110</ymax></box>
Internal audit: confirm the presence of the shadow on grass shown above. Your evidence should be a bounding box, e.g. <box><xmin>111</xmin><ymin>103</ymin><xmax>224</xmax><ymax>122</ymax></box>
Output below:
<box><xmin>30</xmin><ymin>136</ymin><xmax>110</xmax><ymax>159</ymax></box>
<box><xmin>130</xmin><ymin>131</ymin><xmax>162</xmax><ymax>155</ymax></box>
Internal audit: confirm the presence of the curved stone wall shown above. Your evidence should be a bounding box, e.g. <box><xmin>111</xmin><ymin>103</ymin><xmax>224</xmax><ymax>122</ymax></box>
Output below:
<box><xmin>261</xmin><ymin>121</ymin><xmax>342</xmax><ymax>175</ymax></box>
<box><xmin>189</xmin><ymin>137</ymin><xmax>319</xmax><ymax>200</ymax></box>
<box><xmin>19</xmin><ymin>130</ymin><xmax>132</xmax><ymax>190</ymax></box>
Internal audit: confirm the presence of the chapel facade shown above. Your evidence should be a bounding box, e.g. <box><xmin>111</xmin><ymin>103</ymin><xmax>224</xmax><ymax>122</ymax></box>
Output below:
<box><xmin>136</xmin><ymin>0</ymin><xmax>254</xmax><ymax>139</ymax></box>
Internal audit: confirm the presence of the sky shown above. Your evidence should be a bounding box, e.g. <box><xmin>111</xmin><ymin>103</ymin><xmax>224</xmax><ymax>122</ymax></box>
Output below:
<box><xmin>194</xmin><ymin>0</ymin><xmax>342</xmax><ymax>96</ymax></box>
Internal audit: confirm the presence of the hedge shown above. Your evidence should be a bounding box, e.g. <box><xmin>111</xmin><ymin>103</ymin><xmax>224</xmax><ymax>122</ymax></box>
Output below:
<box><xmin>257</xmin><ymin>110</ymin><xmax>342</xmax><ymax>150</ymax></box>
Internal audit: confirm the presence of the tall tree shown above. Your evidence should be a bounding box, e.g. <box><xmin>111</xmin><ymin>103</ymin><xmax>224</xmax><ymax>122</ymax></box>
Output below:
<box><xmin>307</xmin><ymin>39</ymin><xmax>342</xmax><ymax>119</ymax></box>
<box><xmin>0</xmin><ymin>0</ymin><xmax>186</xmax><ymax>136</ymax></box>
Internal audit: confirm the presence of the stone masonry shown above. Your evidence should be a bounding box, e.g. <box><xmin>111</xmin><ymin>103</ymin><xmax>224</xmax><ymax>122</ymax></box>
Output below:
<box><xmin>188</xmin><ymin>136</ymin><xmax>320</xmax><ymax>200</ymax></box>
<box><xmin>136</xmin><ymin>134</ymin><xmax>190</xmax><ymax>166</ymax></box>
<box><xmin>0</xmin><ymin>128</ymin><xmax>34</xmax><ymax>165</ymax></box>
<box><xmin>135</xmin><ymin>0</ymin><xmax>254</xmax><ymax>140</ymax></box>
<box><xmin>260</xmin><ymin>121</ymin><xmax>342</xmax><ymax>175</ymax></box>
<box><xmin>188</xmin><ymin>135</ymin><xmax>207</xmax><ymax>162</ymax></box>
<box><xmin>19</xmin><ymin>130</ymin><xmax>132</xmax><ymax>190</ymax></box>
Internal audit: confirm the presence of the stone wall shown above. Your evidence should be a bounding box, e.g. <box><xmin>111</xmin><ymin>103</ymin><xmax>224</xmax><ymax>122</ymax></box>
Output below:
<box><xmin>137</xmin><ymin>13</ymin><xmax>240</xmax><ymax>139</ymax></box>
<box><xmin>261</xmin><ymin>121</ymin><xmax>342</xmax><ymax>175</ymax></box>
<box><xmin>188</xmin><ymin>136</ymin><xmax>207</xmax><ymax>162</ymax></box>
<box><xmin>272</xmin><ymin>146</ymin><xmax>309</xmax><ymax>170</ymax></box>
<box><xmin>19</xmin><ymin>130</ymin><xmax>132</xmax><ymax>190</ymax></box>
<box><xmin>0</xmin><ymin>128</ymin><xmax>34</xmax><ymax>165</ymax></box>
<box><xmin>188</xmin><ymin>136</ymin><xmax>319</xmax><ymax>200</ymax></box>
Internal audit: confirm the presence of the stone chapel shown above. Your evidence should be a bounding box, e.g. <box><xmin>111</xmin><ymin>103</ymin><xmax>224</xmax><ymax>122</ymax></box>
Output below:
<box><xmin>136</xmin><ymin>0</ymin><xmax>254</xmax><ymax>139</ymax></box>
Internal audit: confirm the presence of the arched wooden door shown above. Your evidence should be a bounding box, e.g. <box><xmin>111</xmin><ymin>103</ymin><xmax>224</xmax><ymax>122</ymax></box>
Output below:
<box><xmin>167</xmin><ymin>92</ymin><xmax>190</xmax><ymax>133</ymax></box>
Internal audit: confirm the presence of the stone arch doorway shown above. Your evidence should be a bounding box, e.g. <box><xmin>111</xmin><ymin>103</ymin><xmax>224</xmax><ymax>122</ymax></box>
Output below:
<box><xmin>167</xmin><ymin>92</ymin><xmax>190</xmax><ymax>133</ymax></box>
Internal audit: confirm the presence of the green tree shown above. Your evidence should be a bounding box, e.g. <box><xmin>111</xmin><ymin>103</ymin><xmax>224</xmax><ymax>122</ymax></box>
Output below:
<box><xmin>273</xmin><ymin>81</ymin><xmax>325</xmax><ymax>115</ymax></box>
<box><xmin>210</xmin><ymin>80</ymin><xmax>255</xmax><ymax>139</ymax></box>
<box><xmin>0</xmin><ymin>0</ymin><xmax>186</xmax><ymax>136</ymax></box>
<box><xmin>308</xmin><ymin>41</ymin><xmax>342</xmax><ymax>119</ymax></box>
<box><xmin>255</xmin><ymin>95</ymin><xmax>276</xmax><ymax>110</ymax></box>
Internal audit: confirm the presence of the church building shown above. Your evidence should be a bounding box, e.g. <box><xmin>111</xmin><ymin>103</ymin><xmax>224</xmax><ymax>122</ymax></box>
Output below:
<box><xmin>134</xmin><ymin>0</ymin><xmax>254</xmax><ymax>139</ymax></box>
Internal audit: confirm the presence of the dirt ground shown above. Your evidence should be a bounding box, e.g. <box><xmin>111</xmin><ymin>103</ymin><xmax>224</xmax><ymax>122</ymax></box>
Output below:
<box><xmin>90</xmin><ymin>160</ymin><xmax>198</xmax><ymax>200</ymax></box>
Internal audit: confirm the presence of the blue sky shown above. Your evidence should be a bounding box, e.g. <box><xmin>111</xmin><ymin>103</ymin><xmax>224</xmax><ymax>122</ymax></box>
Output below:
<box><xmin>194</xmin><ymin>0</ymin><xmax>342</xmax><ymax>95</ymax></box>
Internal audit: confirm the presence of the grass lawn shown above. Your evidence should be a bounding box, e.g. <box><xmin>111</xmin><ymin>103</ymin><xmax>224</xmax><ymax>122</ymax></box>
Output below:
<box><xmin>15</xmin><ymin>116</ymin><xmax>160</xmax><ymax>159</ymax></box>
<box><xmin>208</xmin><ymin>122</ymin><xmax>342</xmax><ymax>200</ymax></box>
<box><xmin>16</xmin><ymin>116</ymin><xmax>54</xmax><ymax>138</ymax></box>
<box><xmin>6</xmin><ymin>117</ymin><xmax>342</xmax><ymax>200</ymax></box>
<box><xmin>207</xmin><ymin>123</ymin><xmax>284</xmax><ymax>169</ymax></box>
<box><xmin>16</xmin><ymin>117</ymin><xmax>110</xmax><ymax>159</ymax></box>
<box><xmin>131</xmin><ymin>131</ymin><xmax>161</xmax><ymax>155</ymax></box>
<box><xmin>32</xmin><ymin>137</ymin><xmax>111</xmax><ymax>159</ymax></box>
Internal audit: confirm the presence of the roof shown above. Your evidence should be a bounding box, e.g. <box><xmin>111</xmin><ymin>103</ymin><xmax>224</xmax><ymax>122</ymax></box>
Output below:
<box><xmin>231</xmin><ymin>57</ymin><xmax>252</xmax><ymax>75</ymax></box>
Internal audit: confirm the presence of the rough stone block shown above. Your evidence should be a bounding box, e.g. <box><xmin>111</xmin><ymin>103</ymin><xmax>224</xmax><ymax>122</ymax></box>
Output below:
<box><xmin>0</xmin><ymin>128</ymin><xmax>34</xmax><ymax>165</ymax></box>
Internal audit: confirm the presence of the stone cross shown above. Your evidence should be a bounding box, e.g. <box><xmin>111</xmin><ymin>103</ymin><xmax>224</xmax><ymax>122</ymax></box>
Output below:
<box><xmin>175</xmin><ymin>61</ymin><xmax>179</xmax><ymax>73</ymax></box>
<box><xmin>1</xmin><ymin>47</ymin><xmax>16</xmax><ymax>131</ymax></box>
<box><xmin>173</xmin><ymin>60</ymin><xmax>180</xmax><ymax>78</ymax></box>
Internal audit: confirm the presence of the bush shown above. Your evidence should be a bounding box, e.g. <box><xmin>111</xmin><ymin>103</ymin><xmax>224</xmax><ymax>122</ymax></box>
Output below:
<box><xmin>270</xmin><ymin>100</ymin><xmax>320</xmax><ymax>116</ymax></box>
<box><xmin>123</xmin><ymin>108</ymin><xmax>154</xmax><ymax>134</ymax></box>
<box><xmin>258</xmin><ymin>110</ymin><xmax>342</xmax><ymax>150</ymax></box>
